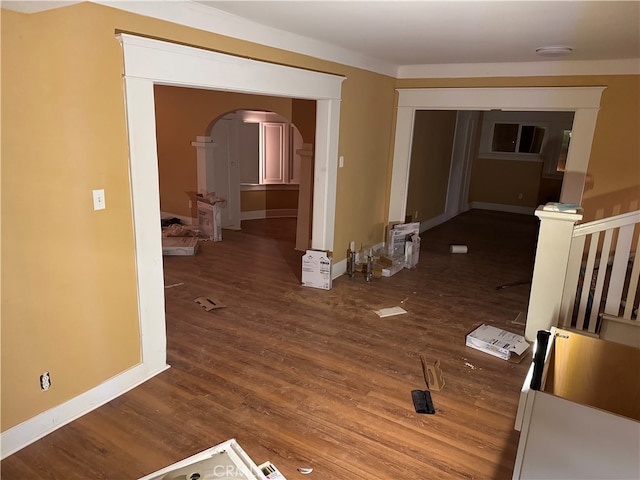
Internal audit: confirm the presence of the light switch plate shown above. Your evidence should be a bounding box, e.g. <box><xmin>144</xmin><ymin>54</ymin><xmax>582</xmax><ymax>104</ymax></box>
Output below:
<box><xmin>92</xmin><ymin>189</ymin><xmax>106</xmax><ymax>210</ymax></box>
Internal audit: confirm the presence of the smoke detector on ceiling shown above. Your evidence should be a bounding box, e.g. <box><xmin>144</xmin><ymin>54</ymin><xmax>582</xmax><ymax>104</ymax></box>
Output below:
<box><xmin>535</xmin><ymin>46</ymin><xmax>573</xmax><ymax>57</ymax></box>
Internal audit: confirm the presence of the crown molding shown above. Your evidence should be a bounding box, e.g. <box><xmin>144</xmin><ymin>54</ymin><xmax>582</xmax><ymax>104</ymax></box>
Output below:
<box><xmin>397</xmin><ymin>58</ymin><xmax>640</xmax><ymax>79</ymax></box>
<box><xmin>5</xmin><ymin>1</ymin><xmax>639</xmax><ymax>79</ymax></box>
<box><xmin>94</xmin><ymin>0</ymin><xmax>399</xmax><ymax>77</ymax></box>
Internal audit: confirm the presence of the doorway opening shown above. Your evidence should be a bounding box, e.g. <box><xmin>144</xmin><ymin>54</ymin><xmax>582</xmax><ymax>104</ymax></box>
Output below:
<box><xmin>118</xmin><ymin>33</ymin><xmax>344</xmax><ymax>380</ymax></box>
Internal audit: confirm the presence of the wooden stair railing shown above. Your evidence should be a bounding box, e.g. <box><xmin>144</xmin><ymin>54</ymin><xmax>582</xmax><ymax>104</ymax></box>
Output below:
<box><xmin>558</xmin><ymin>210</ymin><xmax>640</xmax><ymax>342</ymax></box>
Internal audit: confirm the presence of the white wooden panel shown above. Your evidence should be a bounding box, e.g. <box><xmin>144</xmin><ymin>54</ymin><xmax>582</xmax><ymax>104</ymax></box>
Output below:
<box><xmin>624</xmin><ymin>251</ymin><xmax>640</xmax><ymax>320</ymax></box>
<box><xmin>261</xmin><ymin>123</ymin><xmax>286</xmax><ymax>184</ymax></box>
<box><xmin>576</xmin><ymin>232</ymin><xmax>598</xmax><ymax>330</ymax></box>
<box><xmin>588</xmin><ymin>229</ymin><xmax>613</xmax><ymax>332</ymax></box>
<box><xmin>239</xmin><ymin>123</ymin><xmax>260</xmax><ymax>184</ymax></box>
<box><xmin>559</xmin><ymin>236</ymin><xmax>586</xmax><ymax>327</ymax></box>
<box><xmin>515</xmin><ymin>392</ymin><xmax>640</xmax><ymax>479</ymax></box>
<box><xmin>604</xmin><ymin>224</ymin><xmax>633</xmax><ymax>315</ymax></box>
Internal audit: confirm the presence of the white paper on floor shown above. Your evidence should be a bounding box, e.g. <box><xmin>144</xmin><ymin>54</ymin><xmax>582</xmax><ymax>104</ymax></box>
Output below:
<box><xmin>374</xmin><ymin>306</ymin><xmax>408</xmax><ymax>318</ymax></box>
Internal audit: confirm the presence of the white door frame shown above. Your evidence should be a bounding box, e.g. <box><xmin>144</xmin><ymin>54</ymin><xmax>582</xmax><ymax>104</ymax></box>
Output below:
<box><xmin>389</xmin><ymin>87</ymin><xmax>605</xmax><ymax>223</ymax></box>
<box><xmin>445</xmin><ymin>110</ymin><xmax>479</xmax><ymax>220</ymax></box>
<box><xmin>118</xmin><ymin>33</ymin><xmax>344</xmax><ymax>375</ymax></box>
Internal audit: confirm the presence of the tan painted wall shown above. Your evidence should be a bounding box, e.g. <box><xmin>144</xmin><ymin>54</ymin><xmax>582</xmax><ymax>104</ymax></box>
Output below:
<box><xmin>469</xmin><ymin>158</ymin><xmax>543</xmax><ymax>207</ymax></box>
<box><xmin>1</xmin><ymin>6</ymin><xmax>142</xmax><ymax>430</ymax></box>
<box><xmin>241</xmin><ymin>190</ymin><xmax>299</xmax><ymax>212</ymax></box>
<box><xmin>1</xmin><ymin>2</ymin><xmax>396</xmax><ymax>431</ymax></box>
<box><xmin>395</xmin><ymin>76</ymin><xmax>640</xmax><ymax>222</ymax></box>
<box><xmin>154</xmin><ymin>86</ymin><xmax>294</xmax><ymax>218</ymax></box>
<box><xmin>291</xmin><ymin>99</ymin><xmax>316</xmax><ymax>144</ymax></box>
<box><xmin>406</xmin><ymin>110</ymin><xmax>457</xmax><ymax>221</ymax></box>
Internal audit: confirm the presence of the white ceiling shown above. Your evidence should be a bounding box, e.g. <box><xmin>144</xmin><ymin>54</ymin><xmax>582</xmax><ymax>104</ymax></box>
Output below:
<box><xmin>196</xmin><ymin>1</ymin><xmax>640</xmax><ymax>65</ymax></box>
<box><xmin>4</xmin><ymin>0</ymin><xmax>640</xmax><ymax>77</ymax></box>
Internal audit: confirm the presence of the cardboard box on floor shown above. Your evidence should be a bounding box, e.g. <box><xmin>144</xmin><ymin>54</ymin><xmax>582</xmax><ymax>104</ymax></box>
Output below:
<box><xmin>302</xmin><ymin>249</ymin><xmax>332</xmax><ymax>290</ymax></box>
<box><xmin>162</xmin><ymin>236</ymin><xmax>199</xmax><ymax>256</ymax></box>
<box><xmin>465</xmin><ymin>324</ymin><xmax>530</xmax><ymax>363</ymax></box>
<box><xmin>197</xmin><ymin>197</ymin><xmax>223</xmax><ymax>242</ymax></box>
<box><xmin>385</xmin><ymin>222</ymin><xmax>420</xmax><ymax>270</ymax></box>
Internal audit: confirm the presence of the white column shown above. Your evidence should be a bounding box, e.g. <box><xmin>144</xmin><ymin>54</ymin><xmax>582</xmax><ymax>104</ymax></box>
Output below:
<box><xmin>296</xmin><ymin>144</ymin><xmax>314</xmax><ymax>251</ymax></box>
<box><xmin>191</xmin><ymin>136</ymin><xmax>214</xmax><ymax>195</ymax></box>
<box><xmin>525</xmin><ymin>207</ymin><xmax>583</xmax><ymax>341</ymax></box>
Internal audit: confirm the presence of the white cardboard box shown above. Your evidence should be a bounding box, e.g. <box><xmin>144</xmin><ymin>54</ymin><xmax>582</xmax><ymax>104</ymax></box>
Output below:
<box><xmin>138</xmin><ymin>439</ymin><xmax>266</xmax><ymax>480</ymax></box>
<box><xmin>301</xmin><ymin>250</ymin><xmax>332</xmax><ymax>290</ymax></box>
<box><xmin>466</xmin><ymin>324</ymin><xmax>529</xmax><ymax>361</ymax></box>
<box><xmin>162</xmin><ymin>236</ymin><xmax>199</xmax><ymax>256</ymax></box>
<box><xmin>197</xmin><ymin>200</ymin><xmax>222</xmax><ymax>242</ymax></box>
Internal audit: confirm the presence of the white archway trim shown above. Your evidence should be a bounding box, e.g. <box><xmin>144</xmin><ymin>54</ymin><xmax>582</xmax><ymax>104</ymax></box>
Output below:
<box><xmin>389</xmin><ymin>86</ymin><xmax>605</xmax><ymax>222</ymax></box>
<box><xmin>117</xmin><ymin>32</ymin><xmax>344</xmax><ymax>365</ymax></box>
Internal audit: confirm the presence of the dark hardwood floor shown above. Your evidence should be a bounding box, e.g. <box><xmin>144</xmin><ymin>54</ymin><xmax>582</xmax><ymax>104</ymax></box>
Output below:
<box><xmin>1</xmin><ymin>209</ymin><xmax>540</xmax><ymax>479</ymax></box>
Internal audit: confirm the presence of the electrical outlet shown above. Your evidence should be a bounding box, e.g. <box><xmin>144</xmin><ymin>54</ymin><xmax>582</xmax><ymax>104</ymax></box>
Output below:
<box><xmin>414</xmin><ymin>210</ymin><xmax>419</xmax><ymax>220</ymax></box>
<box><xmin>188</xmin><ymin>199</ymin><xmax>193</xmax><ymax>209</ymax></box>
<box><xmin>40</xmin><ymin>372</ymin><xmax>51</xmax><ymax>391</ymax></box>
<box><xmin>518</xmin><ymin>193</ymin><xmax>523</xmax><ymax>200</ymax></box>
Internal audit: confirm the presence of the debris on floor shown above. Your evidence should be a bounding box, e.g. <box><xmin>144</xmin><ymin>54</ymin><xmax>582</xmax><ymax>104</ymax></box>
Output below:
<box><xmin>411</xmin><ymin>389</ymin><xmax>436</xmax><ymax>414</ymax></box>
<box><xmin>420</xmin><ymin>356</ymin><xmax>445</xmax><ymax>391</ymax></box>
<box><xmin>194</xmin><ymin>296</ymin><xmax>226</xmax><ymax>312</ymax></box>
<box><xmin>297</xmin><ymin>467</ymin><xmax>313</xmax><ymax>475</ymax></box>
<box><xmin>449</xmin><ymin>244</ymin><xmax>468</xmax><ymax>254</ymax></box>
<box><xmin>466</xmin><ymin>323</ymin><xmax>530</xmax><ymax>362</ymax></box>
<box><xmin>164</xmin><ymin>282</ymin><xmax>184</xmax><ymax>289</ymax></box>
<box><xmin>259</xmin><ymin>462</ymin><xmax>287</xmax><ymax>479</ymax></box>
<box><xmin>374</xmin><ymin>306</ymin><xmax>407</xmax><ymax>318</ymax></box>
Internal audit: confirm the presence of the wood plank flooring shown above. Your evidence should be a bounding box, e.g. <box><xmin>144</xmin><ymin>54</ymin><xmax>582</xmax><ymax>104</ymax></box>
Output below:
<box><xmin>1</xmin><ymin>209</ymin><xmax>539</xmax><ymax>479</ymax></box>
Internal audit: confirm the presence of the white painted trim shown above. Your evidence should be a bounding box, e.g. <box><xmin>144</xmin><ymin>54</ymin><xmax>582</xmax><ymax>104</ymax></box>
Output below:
<box><xmin>419</xmin><ymin>213</ymin><xmax>448</xmax><ymax>233</ymax></box>
<box><xmin>470</xmin><ymin>202</ymin><xmax>536</xmax><ymax>216</ymax></box>
<box><xmin>0</xmin><ymin>363</ymin><xmax>169</xmax><ymax>459</ymax></box>
<box><xmin>389</xmin><ymin>87</ymin><xmax>604</xmax><ymax>223</ymax></box>
<box><xmin>114</xmin><ymin>35</ymin><xmax>343</xmax><ymax>455</ymax></box>
<box><xmin>240</xmin><ymin>209</ymin><xmax>298</xmax><ymax>221</ymax></box>
<box><xmin>94</xmin><ymin>0</ymin><xmax>398</xmax><ymax>77</ymax></box>
<box><xmin>240</xmin><ymin>184</ymin><xmax>300</xmax><ymax>191</ymax></box>
<box><xmin>398</xmin><ymin>58</ymin><xmax>640</xmax><ymax>79</ymax></box>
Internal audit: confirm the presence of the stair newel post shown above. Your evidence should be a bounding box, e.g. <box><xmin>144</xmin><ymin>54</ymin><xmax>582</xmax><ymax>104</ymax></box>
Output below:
<box><xmin>525</xmin><ymin>207</ymin><xmax>583</xmax><ymax>342</ymax></box>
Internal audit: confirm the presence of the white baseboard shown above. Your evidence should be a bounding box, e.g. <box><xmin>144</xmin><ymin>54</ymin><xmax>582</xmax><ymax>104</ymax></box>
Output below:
<box><xmin>470</xmin><ymin>202</ymin><xmax>535</xmax><ymax>215</ymax></box>
<box><xmin>1</xmin><ymin>362</ymin><xmax>169</xmax><ymax>459</ymax></box>
<box><xmin>161</xmin><ymin>211</ymin><xmax>193</xmax><ymax>225</ymax></box>
<box><xmin>419</xmin><ymin>213</ymin><xmax>448</xmax><ymax>233</ymax></box>
<box><xmin>241</xmin><ymin>209</ymin><xmax>298</xmax><ymax>221</ymax></box>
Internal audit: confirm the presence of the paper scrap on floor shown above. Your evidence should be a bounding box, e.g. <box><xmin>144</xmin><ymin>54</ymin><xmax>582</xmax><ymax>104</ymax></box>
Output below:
<box><xmin>374</xmin><ymin>306</ymin><xmax>407</xmax><ymax>318</ymax></box>
<box><xmin>259</xmin><ymin>462</ymin><xmax>287</xmax><ymax>479</ymax></box>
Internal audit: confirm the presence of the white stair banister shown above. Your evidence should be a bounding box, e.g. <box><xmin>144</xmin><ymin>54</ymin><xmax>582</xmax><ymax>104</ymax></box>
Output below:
<box><xmin>525</xmin><ymin>207</ymin><xmax>583</xmax><ymax>341</ymax></box>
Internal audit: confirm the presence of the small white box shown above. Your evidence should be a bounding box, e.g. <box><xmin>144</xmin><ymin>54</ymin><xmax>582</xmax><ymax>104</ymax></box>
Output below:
<box><xmin>197</xmin><ymin>200</ymin><xmax>222</xmax><ymax>242</ymax></box>
<box><xmin>301</xmin><ymin>250</ymin><xmax>332</xmax><ymax>290</ymax></box>
<box><xmin>162</xmin><ymin>236</ymin><xmax>199</xmax><ymax>256</ymax></box>
<box><xmin>466</xmin><ymin>324</ymin><xmax>529</xmax><ymax>361</ymax></box>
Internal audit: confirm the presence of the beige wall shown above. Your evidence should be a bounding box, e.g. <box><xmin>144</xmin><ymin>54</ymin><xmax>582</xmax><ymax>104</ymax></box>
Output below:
<box><xmin>291</xmin><ymin>99</ymin><xmax>316</xmax><ymax>145</ymax></box>
<box><xmin>1</xmin><ymin>6</ymin><xmax>143</xmax><ymax>430</ymax></box>
<box><xmin>1</xmin><ymin>2</ymin><xmax>396</xmax><ymax>431</ymax></box>
<box><xmin>395</xmin><ymin>75</ymin><xmax>640</xmax><ymax>222</ymax></box>
<box><xmin>469</xmin><ymin>158</ymin><xmax>543</xmax><ymax>207</ymax></box>
<box><xmin>406</xmin><ymin>110</ymin><xmax>457</xmax><ymax>221</ymax></box>
<box><xmin>241</xmin><ymin>190</ymin><xmax>299</xmax><ymax>212</ymax></box>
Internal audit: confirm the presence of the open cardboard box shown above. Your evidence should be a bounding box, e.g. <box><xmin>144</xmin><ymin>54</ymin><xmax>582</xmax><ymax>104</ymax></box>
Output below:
<box><xmin>466</xmin><ymin>323</ymin><xmax>530</xmax><ymax>363</ymax></box>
